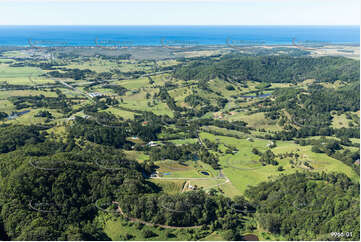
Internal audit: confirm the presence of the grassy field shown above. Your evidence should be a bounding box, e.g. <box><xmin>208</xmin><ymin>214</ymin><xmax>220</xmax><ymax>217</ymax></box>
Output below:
<box><xmin>0</xmin><ymin>100</ymin><xmax>14</xmax><ymax>112</ymax></box>
<box><xmin>115</xmin><ymin>85</ymin><xmax>174</xmax><ymax>117</ymax></box>
<box><xmin>0</xmin><ymin>89</ymin><xmax>59</xmax><ymax>100</ymax></box>
<box><xmin>117</xmin><ymin>77</ymin><xmax>150</xmax><ymax>90</ymax></box>
<box><xmin>64</xmin><ymin>58</ymin><xmax>153</xmax><ymax>73</ymax></box>
<box><xmin>167</xmin><ymin>138</ymin><xmax>198</xmax><ymax>145</ymax></box>
<box><xmin>102</xmin><ymin>107</ymin><xmax>135</xmax><ymax>120</ymax></box>
<box><xmin>273</xmin><ymin>141</ymin><xmax>358</xmax><ymax>181</ymax></box>
<box><xmin>199</xmin><ymin>131</ymin><xmax>359</xmax><ymax>195</ymax></box>
<box><xmin>150</xmin><ymin>180</ymin><xmax>186</xmax><ymax>194</ymax></box>
<box><xmin>155</xmin><ymin>160</ymin><xmax>217</xmax><ymax>178</ymax></box>
<box><xmin>0</xmin><ymin>65</ymin><xmax>43</xmax><ymax>78</ymax></box>
<box><xmin>200</xmin><ymin>231</ymin><xmax>224</xmax><ymax>241</ymax></box>
<box><xmin>124</xmin><ymin>150</ymin><xmax>149</xmax><ymax>163</ymax></box>
<box><xmin>227</xmin><ymin>111</ymin><xmax>282</xmax><ymax>131</ymax></box>
<box><xmin>102</xmin><ymin>215</ymin><xmax>203</xmax><ymax>241</ymax></box>
<box><xmin>4</xmin><ymin>107</ymin><xmax>63</xmax><ymax>125</ymax></box>
<box><xmin>201</xmin><ymin>125</ymin><xmax>247</xmax><ymax>138</ymax></box>
<box><xmin>331</xmin><ymin>113</ymin><xmax>350</xmax><ymax>128</ymax></box>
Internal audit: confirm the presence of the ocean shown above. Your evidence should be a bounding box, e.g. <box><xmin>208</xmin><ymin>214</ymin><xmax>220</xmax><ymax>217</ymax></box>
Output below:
<box><xmin>0</xmin><ymin>25</ymin><xmax>359</xmax><ymax>47</ymax></box>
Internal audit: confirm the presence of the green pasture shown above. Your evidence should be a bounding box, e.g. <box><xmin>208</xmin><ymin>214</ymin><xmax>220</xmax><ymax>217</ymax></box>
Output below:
<box><xmin>119</xmin><ymin>93</ymin><xmax>173</xmax><ymax>117</ymax></box>
<box><xmin>0</xmin><ymin>90</ymin><xmax>58</xmax><ymax>99</ymax></box>
<box><xmin>155</xmin><ymin>160</ymin><xmax>217</xmax><ymax>179</ymax></box>
<box><xmin>124</xmin><ymin>150</ymin><xmax>149</xmax><ymax>163</ymax></box>
<box><xmin>167</xmin><ymin>138</ymin><xmax>198</xmax><ymax>145</ymax></box>
<box><xmin>64</xmin><ymin>58</ymin><xmax>150</xmax><ymax>73</ymax></box>
<box><xmin>229</xmin><ymin>112</ymin><xmax>281</xmax><ymax>131</ymax></box>
<box><xmin>102</xmin><ymin>107</ymin><xmax>135</xmax><ymax>120</ymax></box>
<box><xmin>200</xmin><ymin>231</ymin><xmax>224</xmax><ymax>241</ymax></box>
<box><xmin>331</xmin><ymin>113</ymin><xmax>353</xmax><ymax>129</ymax></box>
<box><xmin>102</xmin><ymin>215</ymin><xmax>201</xmax><ymax>241</ymax></box>
<box><xmin>199</xmin><ymin>132</ymin><xmax>359</xmax><ymax>195</ymax></box>
<box><xmin>2</xmin><ymin>108</ymin><xmax>63</xmax><ymax>126</ymax></box>
<box><xmin>150</xmin><ymin>179</ymin><xmax>186</xmax><ymax>194</ymax></box>
<box><xmin>117</xmin><ymin>77</ymin><xmax>149</xmax><ymax>89</ymax></box>
<box><xmin>0</xmin><ymin>64</ymin><xmax>43</xmax><ymax>78</ymax></box>
<box><xmin>0</xmin><ymin>100</ymin><xmax>14</xmax><ymax>112</ymax></box>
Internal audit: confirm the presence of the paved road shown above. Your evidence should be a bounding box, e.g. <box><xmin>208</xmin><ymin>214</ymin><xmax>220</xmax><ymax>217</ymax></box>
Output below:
<box><xmin>56</xmin><ymin>78</ymin><xmax>93</xmax><ymax>100</ymax></box>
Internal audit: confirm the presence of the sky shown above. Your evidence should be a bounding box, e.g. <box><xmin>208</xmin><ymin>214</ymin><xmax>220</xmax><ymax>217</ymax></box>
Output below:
<box><xmin>0</xmin><ymin>0</ymin><xmax>359</xmax><ymax>25</ymax></box>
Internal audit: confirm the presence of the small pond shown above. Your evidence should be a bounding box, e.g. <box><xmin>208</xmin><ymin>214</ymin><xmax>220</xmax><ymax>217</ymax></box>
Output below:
<box><xmin>242</xmin><ymin>234</ymin><xmax>259</xmax><ymax>241</ymax></box>
<box><xmin>7</xmin><ymin>110</ymin><xmax>30</xmax><ymax>120</ymax></box>
<box><xmin>200</xmin><ymin>171</ymin><xmax>209</xmax><ymax>176</ymax></box>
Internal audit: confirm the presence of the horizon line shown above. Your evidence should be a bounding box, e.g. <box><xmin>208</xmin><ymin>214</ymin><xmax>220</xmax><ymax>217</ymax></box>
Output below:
<box><xmin>0</xmin><ymin>24</ymin><xmax>359</xmax><ymax>27</ymax></box>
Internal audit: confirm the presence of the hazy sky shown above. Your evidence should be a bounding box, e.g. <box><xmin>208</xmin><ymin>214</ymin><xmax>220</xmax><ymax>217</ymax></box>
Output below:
<box><xmin>0</xmin><ymin>0</ymin><xmax>359</xmax><ymax>25</ymax></box>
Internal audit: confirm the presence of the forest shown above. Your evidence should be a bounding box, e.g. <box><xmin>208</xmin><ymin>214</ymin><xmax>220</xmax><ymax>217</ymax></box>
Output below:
<box><xmin>174</xmin><ymin>55</ymin><xmax>360</xmax><ymax>84</ymax></box>
<box><xmin>245</xmin><ymin>172</ymin><xmax>360</xmax><ymax>241</ymax></box>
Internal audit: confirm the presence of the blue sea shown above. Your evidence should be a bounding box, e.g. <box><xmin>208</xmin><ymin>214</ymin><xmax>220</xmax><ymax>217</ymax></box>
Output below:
<box><xmin>0</xmin><ymin>26</ymin><xmax>359</xmax><ymax>47</ymax></box>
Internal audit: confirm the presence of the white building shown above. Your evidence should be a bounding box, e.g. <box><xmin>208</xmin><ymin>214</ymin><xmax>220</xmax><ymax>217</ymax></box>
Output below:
<box><xmin>147</xmin><ymin>141</ymin><xmax>159</xmax><ymax>147</ymax></box>
<box><xmin>89</xmin><ymin>92</ymin><xmax>104</xmax><ymax>98</ymax></box>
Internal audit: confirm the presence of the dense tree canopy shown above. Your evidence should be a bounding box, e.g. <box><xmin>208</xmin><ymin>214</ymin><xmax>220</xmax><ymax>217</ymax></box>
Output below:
<box><xmin>245</xmin><ymin>172</ymin><xmax>360</xmax><ymax>241</ymax></box>
<box><xmin>174</xmin><ymin>55</ymin><xmax>360</xmax><ymax>84</ymax></box>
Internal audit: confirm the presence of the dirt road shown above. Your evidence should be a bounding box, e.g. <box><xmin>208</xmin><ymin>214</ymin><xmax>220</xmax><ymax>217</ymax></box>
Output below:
<box><xmin>112</xmin><ymin>201</ymin><xmax>203</xmax><ymax>229</ymax></box>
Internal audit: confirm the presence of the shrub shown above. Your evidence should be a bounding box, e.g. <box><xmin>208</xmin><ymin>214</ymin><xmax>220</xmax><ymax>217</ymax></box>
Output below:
<box><xmin>225</xmin><ymin>85</ymin><xmax>235</xmax><ymax>91</ymax></box>
<box><xmin>142</xmin><ymin>229</ymin><xmax>157</xmax><ymax>238</ymax></box>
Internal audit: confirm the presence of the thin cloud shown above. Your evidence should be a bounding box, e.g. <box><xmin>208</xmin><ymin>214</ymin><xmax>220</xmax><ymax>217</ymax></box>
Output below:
<box><xmin>0</xmin><ymin>0</ymin><xmax>255</xmax><ymax>2</ymax></box>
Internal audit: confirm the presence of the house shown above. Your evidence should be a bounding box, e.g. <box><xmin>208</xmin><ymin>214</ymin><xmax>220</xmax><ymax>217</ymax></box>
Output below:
<box><xmin>266</xmin><ymin>141</ymin><xmax>274</xmax><ymax>147</ymax></box>
<box><xmin>89</xmin><ymin>92</ymin><xmax>104</xmax><ymax>98</ymax></box>
<box><xmin>187</xmin><ymin>184</ymin><xmax>197</xmax><ymax>190</ymax></box>
<box><xmin>147</xmin><ymin>141</ymin><xmax>159</xmax><ymax>147</ymax></box>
